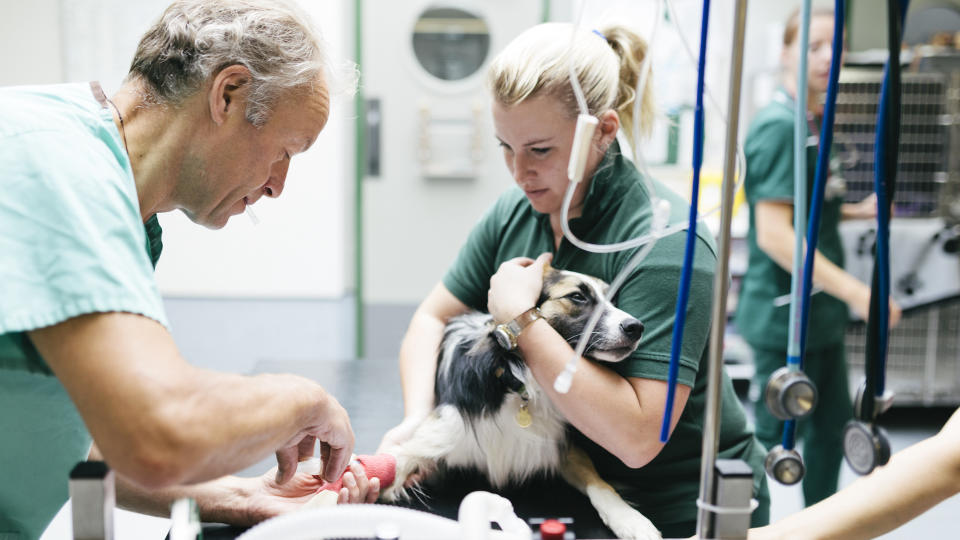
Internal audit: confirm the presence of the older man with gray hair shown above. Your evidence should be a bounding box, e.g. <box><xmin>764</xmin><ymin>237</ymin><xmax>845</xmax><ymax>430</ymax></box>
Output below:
<box><xmin>0</xmin><ymin>1</ymin><xmax>375</xmax><ymax>538</ymax></box>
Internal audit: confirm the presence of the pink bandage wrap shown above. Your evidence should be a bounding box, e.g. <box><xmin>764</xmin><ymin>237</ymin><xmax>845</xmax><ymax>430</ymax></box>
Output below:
<box><xmin>317</xmin><ymin>454</ymin><xmax>397</xmax><ymax>492</ymax></box>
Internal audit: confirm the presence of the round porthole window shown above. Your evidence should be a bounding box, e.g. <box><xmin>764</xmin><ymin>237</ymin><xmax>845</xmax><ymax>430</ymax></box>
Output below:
<box><xmin>411</xmin><ymin>7</ymin><xmax>490</xmax><ymax>81</ymax></box>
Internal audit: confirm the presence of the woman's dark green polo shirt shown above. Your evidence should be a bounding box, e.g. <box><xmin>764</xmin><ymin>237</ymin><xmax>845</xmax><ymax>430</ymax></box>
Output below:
<box><xmin>442</xmin><ymin>144</ymin><xmax>767</xmax><ymax>528</ymax></box>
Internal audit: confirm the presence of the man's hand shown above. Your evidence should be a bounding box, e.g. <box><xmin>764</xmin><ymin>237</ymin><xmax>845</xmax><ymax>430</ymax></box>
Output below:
<box><xmin>226</xmin><ymin>466</ymin><xmax>380</xmax><ymax>526</ymax></box>
<box><xmin>488</xmin><ymin>253</ymin><xmax>553</xmax><ymax>323</ymax></box>
<box><xmin>275</xmin><ymin>392</ymin><xmax>354</xmax><ymax>485</ymax></box>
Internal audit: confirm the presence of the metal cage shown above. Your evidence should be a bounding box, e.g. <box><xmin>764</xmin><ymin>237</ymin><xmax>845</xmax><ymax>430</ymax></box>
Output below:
<box><xmin>846</xmin><ymin>300</ymin><xmax>960</xmax><ymax>406</ymax></box>
<box><xmin>833</xmin><ymin>69</ymin><xmax>953</xmax><ymax>218</ymax></box>
<box><xmin>834</xmin><ymin>59</ymin><xmax>960</xmax><ymax>406</ymax></box>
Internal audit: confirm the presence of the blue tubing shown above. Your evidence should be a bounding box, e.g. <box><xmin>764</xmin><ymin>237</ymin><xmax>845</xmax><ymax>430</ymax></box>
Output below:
<box><xmin>865</xmin><ymin>0</ymin><xmax>908</xmax><ymax>417</ymax></box>
<box><xmin>873</xmin><ymin>66</ymin><xmax>892</xmax><ymax>394</ymax></box>
<box><xmin>797</xmin><ymin>0</ymin><xmax>844</xmax><ymax>368</ymax></box>
<box><xmin>782</xmin><ymin>419</ymin><xmax>797</xmax><ymax>449</ymax></box>
<box><xmin>660</xmin><ymin>0</ymin><xmax>710</xmax><ymax>443</ymax></box>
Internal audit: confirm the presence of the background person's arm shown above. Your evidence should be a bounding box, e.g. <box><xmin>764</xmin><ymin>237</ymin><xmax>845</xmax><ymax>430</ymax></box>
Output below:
<box><xmin>30</xmin><ymin>311</ymin><xmax>354</xmax><ymax>490</ymax></box>
<box><xmin>754</xmin><ymin>200</ymin><xmax>901</xmax><ymax>325</ymax></box>
<box><xmin>841</xmin><ymin>193</ymin><xmax>878</xmax><ymax>221</ymax></box>
<box><xmin>749</xmin><ymin>407</ymin><xmax>960</xmax><ymax>540</ymax></box>
<box><xmin>377</xmin><ymin>283</ymin><xmax>469</xmax><ymax>453</ymax></box>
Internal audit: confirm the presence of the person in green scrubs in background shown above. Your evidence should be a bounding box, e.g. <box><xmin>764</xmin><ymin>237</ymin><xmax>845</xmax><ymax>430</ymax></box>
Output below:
<box><xmin>0</xmin><ymin>2</ymin><xmax>378</xmax><ymax>538</ymax></box>
<box><xmin>734</xmin><ymin>7</ymin><xmax>901</xmax><ymax>507</ymax></box>
<box><xmin>378</xmin><ymin>22</ymin><xmax>769</xmax><ymax>537</ymax></box>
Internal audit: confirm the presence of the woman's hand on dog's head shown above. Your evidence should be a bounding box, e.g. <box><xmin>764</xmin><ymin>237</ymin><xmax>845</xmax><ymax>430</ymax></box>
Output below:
<box><xmin>488</xmin><ymin>252</ymin><xmax>553</xmax><ymax>323</ymax></box>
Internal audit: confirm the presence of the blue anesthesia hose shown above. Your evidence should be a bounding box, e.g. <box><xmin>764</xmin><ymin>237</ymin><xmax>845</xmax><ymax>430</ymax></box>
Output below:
<box><xmin>863</xmin><ymin>0</ymin><xmax>908</xmax><ymax>420</ymax></box>
<box><xmin>780</xmin><ymin>0</ymin><xmax>813</xmax><ymax>451</ymax></box>
<box><xmin>785</xmin><ymin>0</ymin><xmax>846</xmax><ymax>449</ymax></box>
<box><xmin>660</xmin><ymin>0</ymin><xmax>710</xmax><ymax>443</ymax></box>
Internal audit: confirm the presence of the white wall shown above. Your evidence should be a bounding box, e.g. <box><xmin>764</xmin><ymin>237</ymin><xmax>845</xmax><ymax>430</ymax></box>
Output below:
<box><xmin>0</xmin><ymin>0</ymin><xmax>62</xmax><ymax>86</ymax></box>
<box><xmin>360</xmin><ymin>0</ymin><xmax>544</xmax><ymax>305</ymax></box>
<box><xmin>1</xmin><ymin>0</ymin><xmax>354</xmax><ymax>300</ymax></box>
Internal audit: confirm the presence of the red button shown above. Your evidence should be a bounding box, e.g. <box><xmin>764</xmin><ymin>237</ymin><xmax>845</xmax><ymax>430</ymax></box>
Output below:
<box><xmin>539</xmin><ymin>519</ymin><xmax>566</xmax><ymax>540</ymax></box>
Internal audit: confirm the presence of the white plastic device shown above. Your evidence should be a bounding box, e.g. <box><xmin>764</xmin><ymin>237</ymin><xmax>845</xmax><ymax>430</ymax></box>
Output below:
<box><xmin>567</xmin><ymin>114</ymin><xmax>599</xmax><ymax>184</ymax></box>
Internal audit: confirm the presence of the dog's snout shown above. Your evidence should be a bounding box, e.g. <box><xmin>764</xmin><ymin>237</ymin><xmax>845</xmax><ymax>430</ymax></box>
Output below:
<box><xmin>621</xmin><ymin>319</ymin><xmax>644</xmax><ymax>340</ymax></box>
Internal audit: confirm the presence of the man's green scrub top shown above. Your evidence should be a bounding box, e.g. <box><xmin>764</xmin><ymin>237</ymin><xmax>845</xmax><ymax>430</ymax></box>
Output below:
<box><xmin>0</xmin><ymin>82</ymin><xmax>167</xmax><ymax>539</ymax></box>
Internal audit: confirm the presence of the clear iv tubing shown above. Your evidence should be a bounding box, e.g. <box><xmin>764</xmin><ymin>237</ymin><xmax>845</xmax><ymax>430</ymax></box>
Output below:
<box><xmin>553</xmin><ymin>0</ymin><xmax>748</xmax><ymax>395</ymax></box>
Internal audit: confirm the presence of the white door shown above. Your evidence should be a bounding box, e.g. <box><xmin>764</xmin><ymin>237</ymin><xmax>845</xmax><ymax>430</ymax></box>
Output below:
<box><xmin>361</xmin><ymin>1</ymin><xmax>544</xmax><ymax>309</ymax></box>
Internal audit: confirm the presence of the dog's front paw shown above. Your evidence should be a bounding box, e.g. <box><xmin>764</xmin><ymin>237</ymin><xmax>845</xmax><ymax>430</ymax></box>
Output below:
<box><xmin>605</xmin><ymin>506</ymin><xmax>661</xmax><ymax>540</ymax></box>
<box><xmin>378</xmin><ymin>455</ymin><xmax>434</xmax><ymax>503</ymax></box>
<box><xmin>378</xmin><ymin>481</ymin><xmax>407</xmax><ymax>503</ymax></box>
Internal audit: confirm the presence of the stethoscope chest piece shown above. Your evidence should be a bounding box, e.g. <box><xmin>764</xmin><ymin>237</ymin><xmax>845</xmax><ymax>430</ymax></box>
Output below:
<box><xmin>764</xmin><ymin>366</ymin><xmax>818</xmax><ymax>420</ymax></box>
<box><xmin>764</xmin><ymin>444</ymin><xmax>805</xmax><ymax>485</ymax></box>
<box><xmin>842</xmin><ymin>420</ymin><xmax>891</xmax><ymax>475</ymax></box>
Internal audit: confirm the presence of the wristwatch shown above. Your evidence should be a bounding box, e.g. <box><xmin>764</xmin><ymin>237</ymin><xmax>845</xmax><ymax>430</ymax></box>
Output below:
<box><xmin>493</xmin><ymin>307</ymin><xmax>543</xmax><ymax>351</ymax></box>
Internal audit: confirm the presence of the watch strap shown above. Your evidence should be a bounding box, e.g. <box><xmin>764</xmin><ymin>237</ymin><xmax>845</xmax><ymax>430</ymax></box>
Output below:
<box><xmin>506</xmin><ymin>307</ymin><xmax>542</xmax><ymax>338</ymax></box>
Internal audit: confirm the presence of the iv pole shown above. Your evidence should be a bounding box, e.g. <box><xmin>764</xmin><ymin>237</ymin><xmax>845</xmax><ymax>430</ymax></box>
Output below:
<box><xmin>696</xmin><ymin>0</ymin><xmax>749</xmax><ymax>537</ymax></box>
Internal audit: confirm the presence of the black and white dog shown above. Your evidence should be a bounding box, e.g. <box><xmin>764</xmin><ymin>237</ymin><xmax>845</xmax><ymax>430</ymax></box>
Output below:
<box><xmin>381</xmin><ymin>265</ymin><xmax>662</xmax><ymax>540</ymax></box>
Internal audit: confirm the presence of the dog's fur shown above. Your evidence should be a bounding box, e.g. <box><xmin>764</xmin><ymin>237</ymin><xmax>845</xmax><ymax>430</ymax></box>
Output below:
<box><xmin>381</xmin><ymin>266</ymin><xmax>661</xmax><ymax>540</ymax></box>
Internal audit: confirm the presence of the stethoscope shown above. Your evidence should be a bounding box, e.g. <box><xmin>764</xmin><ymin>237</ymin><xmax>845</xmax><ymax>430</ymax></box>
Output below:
<box><xmin>842</xmin><ymin>0</ymin><xmax>910</xmax><ymax>476</ymax></box>
<box><xmin>763</xmin><ymin>0</ymin><xmax>843</xmax><ymax>486</ymax></box>
<box><xmin>766</xmin><ymin>0</ymin><xmax>910</xmax><ymax>486</ymax></box>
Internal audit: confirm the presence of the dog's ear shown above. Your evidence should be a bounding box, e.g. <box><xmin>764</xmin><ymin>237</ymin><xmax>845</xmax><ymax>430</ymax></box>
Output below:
<box><xmin>542</xmin><ymin>260</ymin><xmax>554</xmax><ymax>278</ymax></box>
<box><xmin>540</xmin><ymin>262</ymin><xmax>558</xmax><ymax>305</ymax></box>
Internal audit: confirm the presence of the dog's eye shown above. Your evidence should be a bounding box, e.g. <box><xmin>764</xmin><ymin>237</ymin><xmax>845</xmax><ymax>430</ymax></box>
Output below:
<box><xmin>566</xmin><ymin>292</ymin><xmax>588</xmax><ymax>304</ymax></box>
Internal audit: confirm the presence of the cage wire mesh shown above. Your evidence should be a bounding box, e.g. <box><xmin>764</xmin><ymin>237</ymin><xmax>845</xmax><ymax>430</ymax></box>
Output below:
<box><xmin>846</xmin><ymin>300</ymin><xmax>960</xmax><ymax>406</ymax></box>
<box><xmin>834</xmin><ymin>67</ymin><xmax>960</xmax><ymax>406</ymax></box>
<box><xmin>833</xmin><ymin>70</ymin><xmax>949</xmax><ymax>218</ymax></box>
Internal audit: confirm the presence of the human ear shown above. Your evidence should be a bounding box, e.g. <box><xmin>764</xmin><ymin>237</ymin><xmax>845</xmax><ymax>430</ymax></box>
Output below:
<box><xmin>208</xmin><ymin>64</ymin><xmax>252</xmax><ymax>126</ymax></box>
<box><xmin>596</xmin><ymin>109</ymin><xmax>620</xmax><ymax>149</ymax></box>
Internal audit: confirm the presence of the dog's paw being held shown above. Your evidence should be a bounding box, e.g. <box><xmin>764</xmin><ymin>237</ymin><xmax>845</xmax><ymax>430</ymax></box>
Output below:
<box><xmin>606</xmin><ymin>507</ymin><xmax>662</xmax><ymax>540</ymax></box>
<box><xmin>379</xmin><ymin>457</ymin><xmax>432</xmax><ymax>502</ymax></box>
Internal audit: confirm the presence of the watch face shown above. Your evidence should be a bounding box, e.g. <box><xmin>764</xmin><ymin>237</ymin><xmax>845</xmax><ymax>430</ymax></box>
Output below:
<box><xmin>493</xmin><ymin>326</ymin><xmax>514</xmax><ymax>350</ymax></box>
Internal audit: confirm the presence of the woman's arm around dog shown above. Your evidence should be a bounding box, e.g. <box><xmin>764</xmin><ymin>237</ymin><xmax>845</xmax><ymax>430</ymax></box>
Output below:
<box><xmin>488</xmin><ymin>254</ymin><xmax>690</xmax><ymax>469</ymax></box>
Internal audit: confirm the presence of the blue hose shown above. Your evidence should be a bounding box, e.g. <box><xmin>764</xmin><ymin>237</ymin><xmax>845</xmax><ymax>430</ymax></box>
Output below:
<box><xmin>660</xmin><ymin>0</ymin><xmax>710</xmax><ymax>443</ymax></box>
<box><xmin>797</xmin><ymin>0</ymin><xmax>845</xmax><ymax>368</ymax></box>
<box><xmin>863</xmin><ymin>0</ymin><xmax>908</xmax><ymax>420</ymax></box>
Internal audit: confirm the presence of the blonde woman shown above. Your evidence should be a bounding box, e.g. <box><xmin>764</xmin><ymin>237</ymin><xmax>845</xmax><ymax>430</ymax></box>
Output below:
<box><xmin>379</xmin><ymin>22</ymin><xmax>769</xmax><ymax>536</ymax></box>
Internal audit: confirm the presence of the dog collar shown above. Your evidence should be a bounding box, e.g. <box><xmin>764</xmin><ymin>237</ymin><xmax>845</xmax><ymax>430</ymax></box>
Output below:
<box><xmin>493</xmin><ymin>307</ymin><xmax>542</xmax><ymax>351</ymax></box>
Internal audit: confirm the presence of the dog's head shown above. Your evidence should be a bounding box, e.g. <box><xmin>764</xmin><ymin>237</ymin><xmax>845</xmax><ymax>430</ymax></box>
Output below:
<box><xmin>536</xmin><ymin>265</ymin><xmax>643</xmax><ymax>362</ymax></box>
